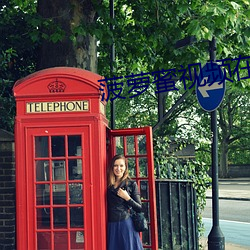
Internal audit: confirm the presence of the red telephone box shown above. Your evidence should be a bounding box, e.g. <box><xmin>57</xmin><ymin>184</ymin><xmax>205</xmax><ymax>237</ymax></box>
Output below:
<box><xmin>13</xmin><ymin>67</ymin><xmax>158</xmax><ymax>250</ymax></box>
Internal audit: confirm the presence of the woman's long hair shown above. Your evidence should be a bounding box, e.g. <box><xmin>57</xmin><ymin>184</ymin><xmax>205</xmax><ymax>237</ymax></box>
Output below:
<box><xmin>107</xmin><ymin>154</ymin><xmax>130</xmax><ymax>187</ymax></box>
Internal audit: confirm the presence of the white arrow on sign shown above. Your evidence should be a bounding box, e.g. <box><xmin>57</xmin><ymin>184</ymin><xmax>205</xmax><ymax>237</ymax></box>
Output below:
<box><xmin>198</xmin><ymin>77</ymin><xmax>223</xmax><ymax>98</ymax></box>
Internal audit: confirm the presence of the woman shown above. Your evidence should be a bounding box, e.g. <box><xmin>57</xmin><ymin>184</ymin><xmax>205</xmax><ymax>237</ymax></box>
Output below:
<box><xmin>107</xmin><ymin>154</ymin><xmax>144</xmax><ymax>250</ymax></box>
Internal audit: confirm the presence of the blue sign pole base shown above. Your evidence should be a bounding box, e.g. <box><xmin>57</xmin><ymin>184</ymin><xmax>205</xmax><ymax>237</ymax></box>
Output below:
<box><xmin>208</xmin><ymin>226</ymin><xmax>225</xmax><ymax>250</ymax></box>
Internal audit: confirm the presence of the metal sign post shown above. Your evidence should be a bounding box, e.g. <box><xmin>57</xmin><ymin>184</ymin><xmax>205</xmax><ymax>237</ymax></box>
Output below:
<box><xmin>196</xmin><ymin>37</ymin><xmax>225</xmax><ymax>250</ymax></box>
<box><xmin>208</xmin><ymin>109</ymin><xmax>225</xmax><ymax>250</ymax></box>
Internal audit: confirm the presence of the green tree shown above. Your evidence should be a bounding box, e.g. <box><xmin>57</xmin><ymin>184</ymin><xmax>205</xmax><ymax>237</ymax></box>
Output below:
<box><xmin>1</xmin><ymin>0</ymin><xmax>249</xmax><ymax>174</ymax></box>
<box><xmin>97</xmin><ymin>1</ymin><xmax>250</xmax><ymax>165</ymax></box>
<box><xmin>36</xmin><ymin>0</ymin><xmax>101</xmax><ymax>71</ymax></box>
<box><xmin>175</xmin><ymin>86</ymin><xmax>250</xmax><ymax>178</ymax></box>
<box><xmin>218</xmin><ymin>88</ymin><xmax>250</xmax><ymax>177</ymax></box>
<box><xmin>0</xmin><ymin>0</ymin><xmax>37</xmax><ymax>131</ymax></box>
<box><xmin>1</xmin><ymin>0</ymin><xmax>249</xmax><ymax>131</ymax></box>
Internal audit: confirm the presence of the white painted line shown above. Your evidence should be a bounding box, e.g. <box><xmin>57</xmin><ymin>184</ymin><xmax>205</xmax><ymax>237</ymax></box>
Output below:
<box><xmin>203</xmin><ymin>217</ymin><xmax>250</xmax><ymax>225</ymax></box>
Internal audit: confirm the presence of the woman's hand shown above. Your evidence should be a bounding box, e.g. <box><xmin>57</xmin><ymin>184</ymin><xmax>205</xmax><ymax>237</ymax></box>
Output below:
<box><xmin>117</xmin><ymin>188</ymin><xmax>131</xmax><ymax>201</ymax></box>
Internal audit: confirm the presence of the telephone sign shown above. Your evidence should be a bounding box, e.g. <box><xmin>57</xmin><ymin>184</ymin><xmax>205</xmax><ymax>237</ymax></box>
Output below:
<box><xmin>26</xmin><ymin>100</ymin><xmax>89</xmax><ymax>113</ymax></box>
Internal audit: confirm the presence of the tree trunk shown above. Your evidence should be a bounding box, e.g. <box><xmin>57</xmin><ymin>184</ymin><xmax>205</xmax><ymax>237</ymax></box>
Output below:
<box><xmin>219</xmin><ymin>140</ymin><xmax>229</xmax><ymax>178</ymax></box>
<box><xmin>37</xmin><ymin>0</ymin><xmax>99</xmax><ymax>72</ymax></box>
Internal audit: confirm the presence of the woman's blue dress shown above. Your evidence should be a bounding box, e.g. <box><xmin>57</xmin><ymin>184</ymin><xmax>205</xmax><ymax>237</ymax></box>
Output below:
<box><xmin>108</xmin><ymin>216</ymin><xmax>144</xmax><ymax>250</ymax></box>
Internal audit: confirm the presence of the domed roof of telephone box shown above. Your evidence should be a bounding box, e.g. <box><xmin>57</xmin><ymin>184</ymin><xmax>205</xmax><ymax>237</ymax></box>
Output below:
<box><xmin>13</xmin><ymin>67</ymin><xmax>104</xmax><ymax>98</ymax></box>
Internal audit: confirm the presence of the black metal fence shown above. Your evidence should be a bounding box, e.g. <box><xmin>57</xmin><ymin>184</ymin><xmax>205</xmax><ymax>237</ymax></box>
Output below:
<box><xmin>156</xmin><ymin>179</ymin><xmax>198</xmax><ymax>250</ymax></box>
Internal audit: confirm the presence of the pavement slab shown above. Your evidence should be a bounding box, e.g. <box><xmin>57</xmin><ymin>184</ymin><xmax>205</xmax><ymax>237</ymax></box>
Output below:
<box><xmin>203</xmin><ymin>178</ymin><xmax>250</xmax><ymax>249</ymax></box>
<box><xmin>206</xmin><ymin>179</ymin><xmax>250</xmax><ymax>200</ymax></box>
<box><xmin>200</xmin><ymin>238</ymin><xmax>250</xmax><ymax>250</ymax></box>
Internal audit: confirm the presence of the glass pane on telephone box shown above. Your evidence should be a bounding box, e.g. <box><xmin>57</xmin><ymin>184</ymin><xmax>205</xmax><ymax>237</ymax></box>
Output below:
<box><xmin>35</xmin><ymin>136</ymin><xmax>48</xmax><ymax>157</ymax></box>
<box><xmin>68</xmin><ymin>135</ymin><xmax>82</xmax><ymax>156</ymax></box>
<box><xmin>52</xmin><ymin>136</ymin><xmax>65</xmax><ymax>157</ymax></box>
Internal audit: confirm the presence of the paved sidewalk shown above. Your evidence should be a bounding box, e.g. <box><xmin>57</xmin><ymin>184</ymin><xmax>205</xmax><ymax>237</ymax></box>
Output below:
<box><xmin>200</xmin><ymin>238</ymin><xmax>250</xmax><ymax>250</ymax></box>
<box><xmin>203</xmin><ymin>178</ymin><xmax>250</xmax><ymax>249</ymax></box>
<box><xmin>206</xmin><ymin>178</ymin><xmax>250</xmax><ymax>201</ymax></box>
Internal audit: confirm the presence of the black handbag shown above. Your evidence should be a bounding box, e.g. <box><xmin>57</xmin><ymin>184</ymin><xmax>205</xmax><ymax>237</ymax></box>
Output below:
<box><xmin>131</xmin><ymin>210</ymin><xmax>148</xmax><ymax>232</ymax></box>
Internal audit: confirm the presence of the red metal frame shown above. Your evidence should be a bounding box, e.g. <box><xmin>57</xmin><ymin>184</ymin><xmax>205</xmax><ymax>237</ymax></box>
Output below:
<box><xmin>109</xmin><ymin>126</ymin><xmax>158</xmax><ymax>250</ymax></box>
<box><xmin>26</xmin><ymin>127</ymin><xmax>91</xmax><ymax>250</ymax></box>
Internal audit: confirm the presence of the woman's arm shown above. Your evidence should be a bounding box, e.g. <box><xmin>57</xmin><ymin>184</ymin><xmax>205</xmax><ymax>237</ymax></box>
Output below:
<box><xmin>117</xmin><ymin>181</ymin><xmax>142</xmax><ymax>212</ymax></box>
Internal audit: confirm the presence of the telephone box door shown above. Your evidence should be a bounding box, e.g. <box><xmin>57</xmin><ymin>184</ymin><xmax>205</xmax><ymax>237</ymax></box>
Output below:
<box><xmin>109</xmin><ymin>126</ymin><xmax>158</xmax><ymax>250</ymax></box>
<box><xmin>26</xmin><ymin>126</ymin><xmax>92</xmax><ymax>250</ymax></box>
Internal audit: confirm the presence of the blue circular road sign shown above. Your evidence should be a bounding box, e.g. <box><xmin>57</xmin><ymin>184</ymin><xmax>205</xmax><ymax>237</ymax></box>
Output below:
<box><xmin>196</xmin><ymin>62</ymin><xmax>226</xmax><ymax>112</ymax></box>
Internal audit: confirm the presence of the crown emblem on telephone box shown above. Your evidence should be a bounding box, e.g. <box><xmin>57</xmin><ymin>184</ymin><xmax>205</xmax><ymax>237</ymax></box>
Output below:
<box><xmin>47</xmin><ymin>79</ymin><xmax>66</xmax><ymax>93</ymax></box>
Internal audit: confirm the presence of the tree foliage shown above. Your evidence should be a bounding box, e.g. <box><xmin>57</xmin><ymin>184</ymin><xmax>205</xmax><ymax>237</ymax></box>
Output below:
<box><xmin>218</xmin><ymin>88</ymin><xmax>250</xmax><ymax>176</ymax></box>
<box><xmin>0</xmin><ymin>0</ymin><xmax>37</xmax><ymax>131</ymax></box>
<box><xmin>154</xmin><ymin>136</ymin><xmax>211</xmax><ymax>239</ymax></box>
<box><xmin>36</xmin><ymin>0</ymin><xmax>101</xmax><ymax>71</ymax></box>
<box><xmin>96</xmin><ymin>0</ymin><xmax>250</xmax><ymax>177</ymax></box>
<box><xmin>0</xmin><ymin>0</ymin><xmax>249</xmax><ymax>169</ymax></box>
